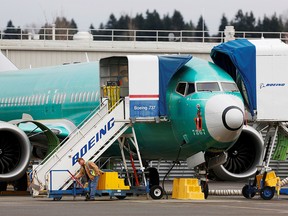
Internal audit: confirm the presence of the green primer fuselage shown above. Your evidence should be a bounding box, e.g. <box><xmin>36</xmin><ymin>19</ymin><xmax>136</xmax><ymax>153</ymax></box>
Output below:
<box><xmin>0</xmin><ymin>58</ymin><xmax>243</xmax><ymax>160</ymax></box>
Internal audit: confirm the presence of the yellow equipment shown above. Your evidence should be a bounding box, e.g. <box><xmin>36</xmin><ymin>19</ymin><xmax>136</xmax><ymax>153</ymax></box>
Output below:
<box><xmin>97</xmin><ymin>172</ymin><xmax>130</xmax><ymax>190</ymax></box>
<box><xmin>242</xmin><ymin>170</ymin><xmax>281</xmax><ymax>200</ymax></box>
<box><xmin>102</xmin><ymin>85</ymin><xmax>120</xmax><ymax>109</ymax></box>
<box><xmin>172</xmin><ymin>178</ymin><xmax>205</xmax><ymax>200</ymax></box>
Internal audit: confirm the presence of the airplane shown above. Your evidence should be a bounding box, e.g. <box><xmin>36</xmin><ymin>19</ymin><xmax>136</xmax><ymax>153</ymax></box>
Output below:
<box><xmin>0</xmin><ymin>52</ymin><xmax>264</xmax><ymax>195</ymax></box>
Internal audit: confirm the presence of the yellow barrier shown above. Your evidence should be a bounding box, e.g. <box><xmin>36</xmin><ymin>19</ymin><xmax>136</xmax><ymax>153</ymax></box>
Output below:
<box><xmin>172</xmin><ymin>178</ymin><xmax>204</xmax><ymax>200</ymax></box>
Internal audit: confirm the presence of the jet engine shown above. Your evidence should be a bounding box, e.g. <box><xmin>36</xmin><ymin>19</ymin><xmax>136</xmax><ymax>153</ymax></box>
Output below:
<box><xmin>211</xmin><ymin>125</ymin><xmax>264</xmax><ymax>181</ymax></box>
<box><xmin>0</xmin><ymin>122</ymin><xmax>31</xmax><ymax>181</ymax></box>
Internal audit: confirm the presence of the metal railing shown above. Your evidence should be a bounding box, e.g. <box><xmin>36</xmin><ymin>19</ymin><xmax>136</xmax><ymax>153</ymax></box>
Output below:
<box><xmin>1</xmin><ymin>27</ymin><xmax>288</xmax><ymax>43</ymax></box>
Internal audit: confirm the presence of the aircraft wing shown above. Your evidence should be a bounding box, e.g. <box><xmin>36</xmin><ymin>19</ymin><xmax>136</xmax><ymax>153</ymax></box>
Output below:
<box><xmin>0</xmin><ymin>50</ymin><xmax>18</xmax><ymax>71</ymax></box>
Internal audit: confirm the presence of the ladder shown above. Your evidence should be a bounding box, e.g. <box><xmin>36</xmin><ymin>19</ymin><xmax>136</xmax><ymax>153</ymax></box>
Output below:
<box><xmin>31</xmin><ymin>99</ymin><xmax>130</xmax><ymax>195</ymax></box>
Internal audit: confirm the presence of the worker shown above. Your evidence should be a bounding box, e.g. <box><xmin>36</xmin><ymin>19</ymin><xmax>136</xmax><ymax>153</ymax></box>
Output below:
<box><xmin>75</xmin><ymin>158</ymin><xmax>104</xmax><ymax>201</ymax></box>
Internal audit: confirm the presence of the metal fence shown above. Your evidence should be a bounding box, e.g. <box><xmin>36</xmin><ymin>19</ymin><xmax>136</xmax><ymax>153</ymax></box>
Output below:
<box><xmin>1</xmin><ymin>27</ymin><xmax>288</xmax><ymax>43</ymax></box>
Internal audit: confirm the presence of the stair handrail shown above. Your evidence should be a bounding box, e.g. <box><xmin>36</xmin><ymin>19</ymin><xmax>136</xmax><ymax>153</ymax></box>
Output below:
<box><xmin>37</xmin><ymin>98</ymin><xmax>124</xmax><ymax>167</ymax></box>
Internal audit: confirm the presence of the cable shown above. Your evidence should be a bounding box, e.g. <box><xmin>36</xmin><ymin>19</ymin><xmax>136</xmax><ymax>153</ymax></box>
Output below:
<box><xmin>161</xmin><ymin>142</ymin><xmax>184</xmax><ymax>199</ymax></box>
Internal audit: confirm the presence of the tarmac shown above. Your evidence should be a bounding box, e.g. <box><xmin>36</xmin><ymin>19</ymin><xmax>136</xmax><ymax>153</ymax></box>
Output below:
<box><xmin>1</xmin><ymin>181</ymin><xmax>288</xmax><ymax>216</ymax></box>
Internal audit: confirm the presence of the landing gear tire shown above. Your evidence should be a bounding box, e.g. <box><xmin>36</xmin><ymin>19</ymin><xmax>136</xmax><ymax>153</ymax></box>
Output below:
<box><xmin>0</xmin><ymin>181</ymin><xmax>7</xmax><ymax>191</ymax></box>
<box><xmin>149</xmin><ymin>185</ymin><xmax>164</xmax><ymax>200</ymax></box>
<box><xmin>85</xmin><ymin>193</ymin><xmax>90</xmax><ymax>200</ymax></box>
<box><xmin>201</xmin><ymin>181</ymin><xmax>209</xmax><ymax>199</ymax></box>
<box><xmin>242</xmin><ymin>185</ymin><xmax>256</xmax><ymax>199</ymax></box>
<box><xmin>146</xmin><ymin>167</ymin><xmax>160</xmax><ymax>188</ymax></box>
<box><xmin>260</xmin><ymin>186</ymin><xmax>275</xmax><ymax>200</ymax></box>
<box><xmin>53</xmin><ymin>197</ymin><xmax>62</xmax><ymax>201</ymax></box>
<box><xmin>116</xmin><ymin>196</ymin><xmax>126</xmax><ymax>200</ymax></box>
<box><xmin>14</xmin><ymin>173</ymin><xmax>28</xmax><ymax>191</ymax></box>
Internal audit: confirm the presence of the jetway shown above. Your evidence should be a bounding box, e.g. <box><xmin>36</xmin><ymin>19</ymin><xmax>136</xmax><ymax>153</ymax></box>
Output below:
<box><xmin>211</xmin><ymin>38</ymin><xmax>288</xmax><ymax>121</ymax></box>
<box><xmin>211</xmin><ymin>39</ymin><xmax>288</xmax><ymax>191</ymax></box>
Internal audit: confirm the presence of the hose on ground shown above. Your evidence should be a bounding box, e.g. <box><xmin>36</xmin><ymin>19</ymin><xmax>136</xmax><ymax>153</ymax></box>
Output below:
<box><xmin>209</xmin><ymin>189</ymin><xmax>242</xmax><ymax>196</ymax></box>
<box><xmin>281</xmin><ymin>177</ymin><xmax>288</xmax><ymax>187</ymax></box>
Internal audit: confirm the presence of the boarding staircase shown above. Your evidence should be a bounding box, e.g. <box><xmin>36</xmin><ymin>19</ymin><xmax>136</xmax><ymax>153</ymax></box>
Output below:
<box><xmin>31</xmin><ymin>99</ymin><xmax>130</xmax><ymax>195</ymax></box>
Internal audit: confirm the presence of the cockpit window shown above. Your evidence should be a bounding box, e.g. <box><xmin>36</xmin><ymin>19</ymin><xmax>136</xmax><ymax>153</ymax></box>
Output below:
<box><xmin>187</xmin><ymin>83</ymin><xmax>195</xmax><ymax>95</ymax></box>
<box><xmin>176</xmin><ymin>82</ymin><xmax>187</xmax><ymax>95</ymax></box>
<box><xmin>176</xmin><ymin>82</ymin><xmax>195</xmax><ymax>96</ymax></box>
<box><xmin>221</xmin><ymin>82</ymin><xmax>239</xmax><ymax>92</ymax></box>
<box><xmin>196</xmin><ymin>82</ymin><xmax>220</xmax><ymax>92</ymax></box>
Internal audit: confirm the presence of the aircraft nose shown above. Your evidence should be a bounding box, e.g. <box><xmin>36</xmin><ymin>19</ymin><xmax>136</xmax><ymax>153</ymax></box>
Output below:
<box><xmin>205</xmin><ymin>94</ymin><xmax>244</xmax><ymax>143</ymax></box>
<box><xmin>222</xmin><ymin>106</ymin><xmax>244</xmax><ymax>131</ymax></box>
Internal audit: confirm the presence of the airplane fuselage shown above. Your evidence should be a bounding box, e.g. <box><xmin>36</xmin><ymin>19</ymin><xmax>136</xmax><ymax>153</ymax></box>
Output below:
<box><xmin>0</xmin><ymin>57</ymin><xmax>244</xmax><ymax>161</ymax></box>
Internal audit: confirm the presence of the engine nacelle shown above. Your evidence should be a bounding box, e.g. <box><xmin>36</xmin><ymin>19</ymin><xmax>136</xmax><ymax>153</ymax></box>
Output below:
<box><xmin>0</xmin><ymin>122</ymin><xmax>31</xmax><ymax>181</ymax></box>
<box><xmin>211</xmin><ymin>124</ymin><xmax>264</xmax><ymax>181</ymax></box>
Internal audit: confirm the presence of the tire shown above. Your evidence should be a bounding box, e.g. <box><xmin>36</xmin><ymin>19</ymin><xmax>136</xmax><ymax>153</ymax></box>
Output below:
<box><xmin>116</xmin><ymin>196</ymin><xmax>126</xmax><ymax>200</ymax></box>
<box><xmin>53</xmin><ymin>197</ymin><xmax>62</xmax><ymax>201</ymax></box>
<box><xmin>85</xmin><ymin>193</ymin><xmax>90</xmax><ymax>200</ymax></box>
<box><xmin>260</xmin><ymin>186</ymin><xmax>275</xmax><ymax>200</ymax></box>
<box><xmin>242</xmin><ymin>185</ymin><xmax>256</xmax><ymax>199</ymax></box>
<box><xmin>0</xmin><ymin>181</ymin><xmax>7</xmax><ymax>192</ymax></box>
<box><xmin>13</xmin><ymin>173</ymin><xmax>28</xmax><ymax>191</ymax></box>
<box><xmin>146</xmin><ymin>167</ymin><xmax>160</xmax><ymax>188</ymax></box>
<box><xmin>149</xmin><ymin>185</ymin><xmax>163</xmax><ymax>200</ymax></box>
<box><xmin>201</xmin><ymin>181</ymin><xmax>209</xmax><ymax>199</ymax></box>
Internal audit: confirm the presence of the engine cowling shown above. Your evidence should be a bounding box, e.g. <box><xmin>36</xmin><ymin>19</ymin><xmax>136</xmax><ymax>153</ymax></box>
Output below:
<box><xmin>211</xmin><ymin>125</ymin><xmax>264</xmax><ymax>181</ymax></box>
<box><xmin>0</xmin><ymin>122</ymin><xmax>31</xmax><ymax>181</ymax></box>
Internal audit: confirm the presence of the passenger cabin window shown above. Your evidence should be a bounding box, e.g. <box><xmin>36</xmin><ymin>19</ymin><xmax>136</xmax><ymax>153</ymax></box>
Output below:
<box><xmin>196</xmin><ymin>82</ymin><xmax>220</xmax><ymax>92</ymax></box>
<box><xmin>221</xmin><ymin>82</ymin><xmax>239</xmax><ymax>92</ymax></box>
<box><xmin>176</xmin><ymin>82</ymin><xmax>187</xmax><ymax>96</ymax></box>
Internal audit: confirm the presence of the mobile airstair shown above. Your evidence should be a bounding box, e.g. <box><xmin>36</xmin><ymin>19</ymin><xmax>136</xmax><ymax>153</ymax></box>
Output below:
<box><xmin>31</xmin><ymin>99</ymin><xmax>145</xmax><ymax>198</ymax></box>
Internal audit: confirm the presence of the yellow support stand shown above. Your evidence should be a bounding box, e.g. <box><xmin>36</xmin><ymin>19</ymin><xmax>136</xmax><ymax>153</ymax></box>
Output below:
<box><xmin>172</xmin><ymin>178</ymin><xmax>204</xmax><ymax>200</ymax></box>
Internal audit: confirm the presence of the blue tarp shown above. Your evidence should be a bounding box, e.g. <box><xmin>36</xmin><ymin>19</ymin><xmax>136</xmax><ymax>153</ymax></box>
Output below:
<box><xmin>210</xmin><ymin>39</ymin><xmax>256</xmax><ymax>115</ymax></box>
<box><xmin>158</xmin><ymin>55</ymin><xmax>192</xmax><ymax>116</ymax></box>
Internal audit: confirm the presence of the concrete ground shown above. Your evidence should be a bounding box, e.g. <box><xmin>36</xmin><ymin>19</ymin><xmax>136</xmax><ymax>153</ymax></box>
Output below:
<box><xmin>1</xmin><ymin>181</ymin><xmax>288</xmax><ymax>216</ymax></box>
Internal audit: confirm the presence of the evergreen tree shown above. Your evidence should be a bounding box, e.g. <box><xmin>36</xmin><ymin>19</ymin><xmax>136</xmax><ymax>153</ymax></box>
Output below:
<box><xmin>257</xmin><ymin>13</ymin><xmax>283</xmax><ymax>37</ymax></box>
<box><xmin>105</xmin><ymin>14</ymin><xmax>117</xmax><ymax>29</ymax></box>
<box><xmin>162</xmin><ymin>14</ymin><xmax>172</xmax><ymax>30</ymax></box>
<box><xmin>145</xmin><ymin>10</ymin><xmax>163</xmax><ymax>30</ymax></box>
<box><xmin>133</xmin><ymin>13</ymin><xmax>146</xmax><ymax>41</ymax></box>
<box><xmin>195</xmin><ymin>16</ymin><xmax>209</xmax><ymax>41</ymax></box>
<box><xmin>133</xmin><ymin>13</ymin><xmax>145</xmax><ymax>29</ymax></box>
<box><xmin>38</xmin><ymin>17</ymin><xmax>78</xmax><ymax>40</ymax></box>
<box><xmin>171</xmin><ymin>10</ymin><xmax>185</xmax><ymax>30</ymax></box>
<box><xmin>218</xmin><ymin>14</ymin><xmax>229</xmax><ymax>32</ymax></box>
<box><xmin>230</xmin><ymin>10</ymin><xmax>256</xmax><ymax>31</ymax></box>
<box><xmin>3</xmin><ymin>20</ymin><xmax>22</xmax><ymax>39</ymax></box>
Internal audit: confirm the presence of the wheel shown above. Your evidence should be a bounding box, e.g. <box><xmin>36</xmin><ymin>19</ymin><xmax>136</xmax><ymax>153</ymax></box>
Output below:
<box><xmin>145</xmin><ymin>167</ymin><xmax>160</xmax><ymax>188</ymax></box>
<box><xmin>53</xmin><ymin>197</ymin><xmax>62</xmax><ymax>201</ymax></box>
<box><xmin>13</xmin><ymin>173</ymin><xmax>28</xmax><ymax>191</ymax></box>
<box><xmin>260</xmin><ymin>186</ymin><xmax>275</xmax><ymax>200</ymax></box>
<box><xmin>149</xmin><ymin>185</ymin><xmax>163</xmax><ymax>200</ymax></box>
<box><xmin>116</xmin><ymin>196</ymin><xmax>126</xmax><ymax>200</ymax></box>
<box><xmin>0</xmin><ymin>182</ymin><xmax>8</xmax><ymax>192</ymax></box>
<box><xmin>201</xmin><ymin>181</ymin><xmax>209</xmax><ymax>199</ymax></box>
<box><xmin>242</xmin><ymin>185</ymin><xmax>256</xmax><ymax>199</ymax></box>
<box><xmin>85</xmin><ymin>193</ymin><xmax>90</xmax><ymax>200</ymax></box>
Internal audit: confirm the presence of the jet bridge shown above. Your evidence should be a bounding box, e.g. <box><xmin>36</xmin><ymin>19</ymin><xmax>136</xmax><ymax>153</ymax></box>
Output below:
<box><xmin>211</xmin><ymin>39</ymin><xmax>288</xmax><ymax>169</ymax></box>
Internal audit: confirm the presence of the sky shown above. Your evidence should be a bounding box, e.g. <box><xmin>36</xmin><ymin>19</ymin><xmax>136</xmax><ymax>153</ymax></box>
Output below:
<box><xmin>1</xmin><ymin>0</ymin><xmax>288</xmax><ymax>34</ymax></box>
